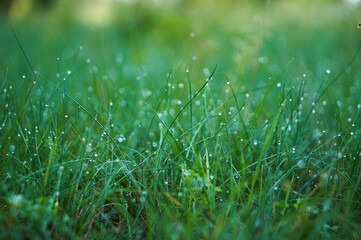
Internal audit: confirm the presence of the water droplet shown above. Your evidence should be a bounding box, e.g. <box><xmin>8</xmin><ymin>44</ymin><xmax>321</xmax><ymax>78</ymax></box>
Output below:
<box><xmin>86</xmin><ymin>144</ymin><xmax>92</xmax><ymax>153</ymax></box>
<box><xmin>200</xmin><ymin>68</ymin><xmax>209</xmax><ymax>77</ymax></box>
<box><xmin>258</xmin><ymin>57</ymin><xmax>265</xmax><ymax>63</ymax></box>
<box><xmin>118</xmin><ymin>135</ymin><xmax>125</xmax><ymax>143</ymax></box>
<box><xmin>10</xmin><ymin>145</ymin><xmax>15</xmax><ymax>152</ymax></box>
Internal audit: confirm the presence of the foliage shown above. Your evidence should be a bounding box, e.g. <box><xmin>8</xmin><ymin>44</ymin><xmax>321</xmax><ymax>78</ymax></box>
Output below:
<box><xmin>0</xmin><ymin>1</ymin><xmax>361</xmax><ymax>239</ymax></box>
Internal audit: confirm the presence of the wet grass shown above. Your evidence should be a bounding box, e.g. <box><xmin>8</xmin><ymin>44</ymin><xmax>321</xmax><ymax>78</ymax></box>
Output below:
<box><xmin>0</xmin><ymin>1</ymin><xmax>361</xmax><ymax>239</ymax></box>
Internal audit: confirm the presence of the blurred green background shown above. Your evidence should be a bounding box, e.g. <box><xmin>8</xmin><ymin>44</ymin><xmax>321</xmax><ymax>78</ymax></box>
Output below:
<box><xmin>1</xmin><ymin>0</ymin><xmax>361</xmax><ymax>121</ymax></box>
<box><xmin>1</xmin><ymin>0</ymin><xmax>360</xmax><ymax>99</ymax></box>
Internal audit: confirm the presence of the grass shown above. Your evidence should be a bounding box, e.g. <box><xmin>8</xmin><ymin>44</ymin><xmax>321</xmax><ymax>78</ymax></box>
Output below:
<box><xmin>0</xmin><ymin>0</ymin><xmax>361</xmax><ymax>239</ymax></box>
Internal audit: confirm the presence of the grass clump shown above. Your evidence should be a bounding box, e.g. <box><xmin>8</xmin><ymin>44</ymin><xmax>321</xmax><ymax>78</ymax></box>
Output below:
<box><xmin>0</xmin><ymin>0</ymin><xmax>361</xmax><ymax>239</ymax></box>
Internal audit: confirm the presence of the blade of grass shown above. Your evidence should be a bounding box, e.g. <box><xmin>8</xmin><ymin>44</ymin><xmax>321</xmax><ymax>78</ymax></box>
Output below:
<box><xmin>248</xmin><ymin>98</ymin><xmax>287</xmax><ymax>205</ymax></box>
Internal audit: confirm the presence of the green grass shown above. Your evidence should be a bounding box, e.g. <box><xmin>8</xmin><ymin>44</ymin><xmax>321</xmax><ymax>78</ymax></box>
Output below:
<box><xmin>1</xmin><ymin>0</ymin><xmax>361</xmax><ymax>239</ymax></box>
